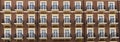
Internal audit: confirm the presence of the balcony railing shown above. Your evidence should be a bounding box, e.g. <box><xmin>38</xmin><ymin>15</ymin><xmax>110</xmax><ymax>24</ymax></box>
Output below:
<box><xmin>75</xmin><ymin>33</ymin><xmax>83</xmax><ymax>39</ymax></box>
<box><xmin>110</xmin><ymin>33</ymin><xmax>119</xmax><ymax>39</ymax></box>
<box><xmin>39</xmin><ymin>5</ymin><xmax>47</xmax><ymax>11</ymax></box>
<box><xmin>39</xmin><ymin>33</ymin><xmax>47</xmax><ymax>39</ymax></box>
<box><xmin>87</xmin><ymin>33</ymin><xmax>96</xmax><ymax>39</ymax></box>
<box><xmin>1</xmin><ymin>33</ymin><xmax>11</xmax><ymax>40</ymax></box>
<box><xmin>27</xmin><ymin>33</ymin><xmax>35</xmax><ymax>39</ymax></box>
<box><xmin>14</xmin><ymin>19</ymin><xmax>23</xmax><ymax>26</ymax></box>
<box><xmin>1</xmin><ymin>19</ymin><xmax>11</xmax><ymax>26</ymax></box>
<box><xmin>98</xmin><ymin>33</ymin><xmax>107</xmax><ymax>39</ymax></box>
<box><xmin>14</xmin><ymin>33</ymin><xmax>23</xmax><ymax>40</ymax></box>
<box><xmin>3</xmin><ymin>5</ymin><xmax>11</xmax><ymax>12</ymax></box>
<box><xmin>27</xmin><ymin>19</ymin><xmax>35</xmax><ymax>26</ymax></box>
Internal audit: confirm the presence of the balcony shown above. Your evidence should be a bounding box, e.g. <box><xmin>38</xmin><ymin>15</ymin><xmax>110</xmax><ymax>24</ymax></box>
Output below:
<box><xmin>98</xmin><ymin>21</ymin><xmax>107</xmax><ymax>26</ymax></box>
<box><xmin>87</xmin><ymin>33</ymin><xmax>96</xmax><ymax>40</ymax></box>
<box><xmin>63</xmin><ymin>5</ymin><xmax>70</xmax><ymax>12</ymax></box>
<box><xmin>1</xmin><ymin>34</ymin><xmax>11</xmax><ymax>40</ymax></box>
<box><xmin>98</xmin><ymin>9</ymin><xmax>105</xmax><ymax>13</ymax></box>
<box><xmin>27</xmin><ymin>33</ymin><xmax>35</xmax><ymax>40</ymax></box>
<box><xmin>52</xmin><ymin>33</ymin><xmax>72</xmax><ymax>39</ymax></box>
<box><xmin>64</xmin><ymin>20</ymin><xmax>71</xmax><ymax>26</ymax></box>
<box><xmin>109</xmin><ymin>20</ymin><xmax>118</xmax><ymax>26</ymax></box>
<box><xmin>27</xmin><ymin>9</ymin><xmax>35</xmax><ymax>12</ymax></box>
<box><xmin>98</xmin><ymin>33</ymin><xmax>107</xmax><ymax>40</ymax></box>
<box><xmin>1</xmin><ymin>19</ymin><xmax>11</xmax><ymax>26</ymax></box>
<box><xmin>39</xmin><ymin>33</ymin><xmax>47</xmax><ymax>40</ymax></box>
<box><xmin>75</xmin><ymin>33</ymin><xmax>84</xmax><ymax>39</ymax></box>
<box><xmin>86</xmin><ymin>9</ymin><xmax>94</xmax><ymax>13</ymax></box>
<box><xmin>39</xmin><ymin>20</ymin><xmax>47</xmax><ymax>26</ymax></box>
<box><xmin>51</xmin><ymin>33</ymin><xmax>60</xmax><ymax>39</ymax></box>
<box><xmin>109</xmin><ymin>9</ymin><xmax>117</xmax><ymax>14</ymax></box>
<box><xmin>14</xmin><ymin>20</ymin><xmax>23</xmax><ymax>26</ymax></box>
<box><xmin>14</xmin><ymin>34</ymin><xmax>23</xmax><ymax>40</ymax></box>
<box><xmin>87</xmin><ymin>21</ymin><xmax>95</xmax><ymax>26</ymax></box>
<box><xmin>27</xmin><ymin>20</ymin><xmax>35</xmax><ymax>26</ymax></box>
<box><xmin>39</xmin><ymin>5</ymin><xmax>47</xmax><ymax>12</ymax></box>
<box><xmin>75</xmin><ymin>21</ymin><xmax>83</xmax><ymax>26</ymax></box>
<box><xmin>52</xmin><ymin>20</ymin><xmax>59</xmax><ymax>26</ymax></box>
<box><xmin>2</xmin><ymin>9</ymin><xmax>11</xmax><ymax>13</ymax></box>
<box><xmin>110</xmin><ymin>33</ymin><xmax>119</xmax><ymax>39</ymax></box>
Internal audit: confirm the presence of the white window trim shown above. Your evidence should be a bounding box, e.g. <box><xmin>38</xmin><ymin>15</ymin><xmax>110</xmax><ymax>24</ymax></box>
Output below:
<box><xmin>63</xmin><ymin>1</ymin><xmax>70</xmax><ymax>5</ymax></box>
<box><xmin>16</xmin><ymin>14</ymin><xmax>23</xmax><ymax>20</ymax></box>
<box><xmin>110</xmin><ymin>28</ymin><xmax>116</xmax><ymax>34</ymax></box>
<box><xmin>40</xmin><ymin>14</ymin><xmax>47</xmax><ymax>18</ymax></box>
<box><xmin>108</xmin><ymin>2</ymin><xmax>115</xmax><ymax>6</ymax></box>
<box><xmin>75</xmin><ymin>28</ymin><xmax>82</xmax><ymax>33</ymax></box>
<box><xmin>109</xmin><ymin>14</ymin><xmax>115</xmax><ymax>21</ymax></box>
<box><xmin>97</xmin><ymin>1</ymin><xmax>104</xmax><ymax>7</ymax></box>
<box><xmin>64</xmin><ymin>14</ymin><xmax>70</xmax><ymax>18</ymax></box>
<box><xmin>16</xmin><ymin>28</ymin><xmax>23</xmax><ymax>34</ymax></box>
<box><xmin>40</xmin><ymin>1</ymin><xmax>47</xmax><ymax>5</ymax></box>
<box><xmin>87</xmin><ymin>28</ymin><xmax>93</xmax><ymax>34</ymax></box>
<box><xmin>64</xmin><ymin>28</ymin><xmax>71</xmax><ymax>34</ymax></box>
<box><xmin>28</xmin><ymin>28</ymin><xmax>35</xmax><ymax>33</ymax></box>
<box><xmin>75</xmin><ymin>14</ymin><xmax>82</xmax><ymax>19</ymax></box>
<box><xmin>4</xmin><ymin>28</ymin><xmax>11</xmax><ymax>35</ymax></box>
<box><xmin>40</xmin><ymin>28</ymin><xmax>47</xmax><ymax>33</ymax></box>
<box><xmin>86</xmin><ymin>14</ymin><xmax>93</xmax><ymax>20</ymax></box>
<box><xmin>98</xmin><ymin>28</ymin><xmax>105</xmax><ymax>34</ymax></box>
<box><xmin>52</xmin><ymin>28</ymin><xmax>59</xmax><ymax>33</ymax></box>
<box><xmin>16</xmin><ymin>1</ymin><xmax>23</xmax><ymax>5</ymax></box>
<box><xmin>86</xmin><ymin>1</ymin><xmax>93</xmax><ymax>6</ymax></box>
<box><xmin>75</xmin><ymin>1</ymin><xmax>81</xmax><ymax>5</ymax></box>
<box><xmin>4</xmin><ymin>1</ymin><xmax>11</xmax><ymax>6</ymax></box>
<box><xmin>98</xmin><ymin>14</ymin><xmax>104</xmax><ymax>22</ymax></box>
<box><xmin>52</xmin><ymin>1</ymin><xmax>58</xmax><ymax>5</ymax></box>
<box><xmin>28</xmin><ymin>1</ymin><xmax>35</xmax><ymax>5</ymax></box>
<box><xmin>4</xmin><ymin>14</ymin><xmax>11</xmax><ymax>20</ymax></box>
<box><xmin>28</xmin><ymin>14</ymin><xmax>35</xmax><ymax>19</ymax></box>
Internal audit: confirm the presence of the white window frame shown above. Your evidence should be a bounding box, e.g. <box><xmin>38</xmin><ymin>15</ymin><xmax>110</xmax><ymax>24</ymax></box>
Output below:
<box><xmin>64</xmin><ymin>28</ymin><xmax>71</xmax><ymax>37</ymax></box>
<box><xmin>86</xmin><ymin>1</ymin><xmax>93</xmax><ymax>9</ymax></box>
<box><xmin>28</xmin><ymin>1</ymin><xmax>35</xmax><ymax>9</ymax></box>
<box><xmin>40</xmin><ymin>14</ymin><xmax>47</xmax><ymax>23</ymax></box>
<box><xmin>16</xmin><ymin>1</ymin><xmax>23</xmax><ymax>9</ymax></box>
<box><xmin>4</xmin><ymin>1</ymin><xmax>11</xmax><ymax>9</ymax></box>
<box><xmin>52</xmin><ymin>28</ymin><xmax>59</xmax><ymax>37</ymax></box>
<box><xmin>52</xmin><ymin>14</ymin><xmax>59</xmax><ymax>23</ymax></box>
<box><xmin>75</xmin><ymin>28</ymin><xmax>82</xmax><ymax>37</ymax></box>
<box><xmin>97</xmin><ymin>1</ymin><xmax>104</xmax><ymax>9</ymax></box>
<box><xmin>98</xmin><ymin>14</ymin><xmax>104</xmax><ymax>23</ymax></box>
<box><xmin>64</xmin><ymin>14</ymin><xmax>70</xmax><ymax>23</ymax></box>
<box><xmin>75</xmin><ymin>14</ymin><xmax>82</xmax><ymax>23</ymax></box>
<box><xmin>40</xmin><ymin>1</ymin><xmax>47</xmax><ymax>9</ymax></box>
<box><xmin>4</xmin><ymin>28</ymin><xmax>11</xmax><ymax>35</ymax></box>
<box><xmin>75</xmin><ymin>1</ymin><xmax>81</xmax><ymax>9</ymax></box>
<box><xmin>52</xmin><ymin>1</ymin><xmax>58</xmax><ymax>9</ymax></box>
<box><xmin>63</xmin><ymin>1</ymin><xmax>70</xmax><ymax>9</ymax></box>
<box><xmin>16</xmin><ymin>28</ymin><xmax>23</xmax><ymax>35</ymax></box>
<box><xmin>28</xmin><ymin>14</ymin><xmax>35</xmax><ymax>23</ymax></box>
<box><xmin>86</xmin><ymin>14</ymin><xmax>93</xmax><ymax>23</ymax></box>
<box><xmin>98</xmin><ymin>28</ymin><xmax>105</xmax><ymax>37</ymax></box>
<box><xmin>108</xmin><ymin>2</ymin><xmax>115</xmax><ymax>9</ymax></box>
<box><xmin>40</xmin><ymin>28</ymin><xmax>47</xmax><ymax>37</ymax></box>
<box><xmin>109</xmin><ymin>14</ymin><xmax>115</xmax><ymax>23</ymax></box>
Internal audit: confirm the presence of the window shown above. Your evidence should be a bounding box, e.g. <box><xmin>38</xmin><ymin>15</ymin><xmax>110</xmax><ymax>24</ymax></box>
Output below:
<box><xmin>28</xmin><ymin>29</ymin><xmax>35</xmax><ymax>37</ymax></box>
<box><xmin>52</xmin><ymin>28</ymin><xmax>59</xmax><ymax>37</ymax></box>
<box><xmin>63</xmin><ymin>1</ymin><xmax>70</xmax><ymax>9</ymax></box>
<box><xmin>52</xmin><ymin>16</ymin><xmax>58</xmax><ymax>23</ymax></box>
<box><xmin>75</xmin><ymin>1</ymin><xmax>81</xmax><ymax>9</ymax></box>
<box><xmin>4</xmin><ymin>29</ymin><xmax>11</xmax><ymax>38</ymax></box>
<box><xmin>40</xmin><ymin>29</ymin><xmax>47</xmax><ymax>37</ymax></box>
<box><xmin>5</xmin><ymin>16</ymin><xmax>10</xmax><ymax>23</ymax></box>
<box><xmin>97</xmin><ymin>2</ymin><xmax>104</xmax><ymax>9</ymax></box>
<box><xmin>52</xmin><ymin>1</ymin><xmax>58</xmax><ymax>9</ymax></box>
<box><xmin>40</xmin><ymin>16</ymin><xmax>47</xmax><ymax>23</ymax></box>
<box><xmin>64</xmin><ymin>15</ymin><xmax>70</xmax><ymax>23</ymax></box>
<box><xmin>40</xmin><ymin>1</ymin><xmax>47</xmax><ymax>9</ymax></box>
<box><xmin>75</xmin><ymin>16</ymin><xmax>81</xmax><ymax>23</ymax></box>
<box><xmin>64</xmin><ymin>28</ymin><xmax>70</xmax><ymax>37</ymax></box>
<box><xmin>16</xmin><ymin>16</ymin><xmax>23</xmax><ymax>23</ymax></box>
<box><xmin>16</xmin><ymin>1</ymin><xmax>23</xmax><ymax>9</ymax></box>
<box><xmin>87</xmin><ymin>15</ymin><xmax>93</xmax><ymax>23</ymax></box>
<box><xmin>29</xmin><ymin>16</ymin><xmax>34</xmax><ymax>23</ymax></box>
<box><xmin>109</xmin><ymin>15</ymin><xmax>115</xmax><ymax>23</ymax></box>
<box><xmin>108</xmin><ymin>2</ymin><xmax>115</xmax><ymax>9</ymax></box>
<box><xmin>28</xmin><ymin>1</ymin><xmax>35</xmax><ymax>9</ymax></box>
<box><xmin>98</xmin><ymin>28</ymin><xmax>105</xmax><ymax>37</ymax></box>
<box><xmin>76</xmin><ymin>28</ymin><xmax>82</xmax><ymax>37</ymax></box>
<box><xmin>110</xmin><ymin>28</ymin><xmax>116</xmax><ymax>37</ymax></box>
<box><xmin>87</xmin><ymin>28</ymin><xmax>93</xmax><ymax>37</ymax></box>
<box><xmin>4</xmin><ymin>1</ymin><xmax>11</xmax><ymax>9</ymax></box>
<box><xmin>86</xmin><ymin>1</ymin><xmax>92</xmax><ymax>9</ymax></box>
<box><xmin>16</xmin><ymin>29</ymin><xmax>23</xmax><ymax>38</ymax></box>
<box><xmin>98</xmin><ymin>15</ymin><xmax>104</xmax><ymax>23</ymax></box>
